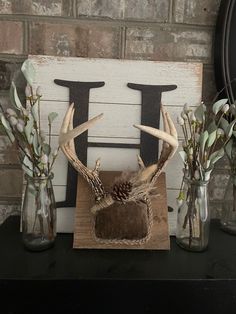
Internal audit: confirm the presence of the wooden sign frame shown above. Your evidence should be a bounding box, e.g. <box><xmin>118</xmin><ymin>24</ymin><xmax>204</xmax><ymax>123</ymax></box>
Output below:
<box><xmin>28</xmin><ymin>55</ymin><xmax>203</xmax><ymax>235</ymax></box>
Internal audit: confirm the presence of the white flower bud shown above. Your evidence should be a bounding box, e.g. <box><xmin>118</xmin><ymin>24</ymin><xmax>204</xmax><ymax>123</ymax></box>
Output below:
<box><xmin>16</xmin><ymin>122</ymin><xmax>24</xmax><ymax>133</ymax></box>
<box><xmin>36</xmin><ymin>86</ymin><xmax>42</xmax><ymax>97</ymax></box>
<box><xmin>18</xmin><ymin>118</ymin><xmax>25</xmax><ymax>126</ymax></box>
<box><xmin>22</xmin><ymin>108</ymin><xmax>29</xmax><ymax>117</ymax></box>
<box><xmin>181</xmin><ymin>111</ymin><xmax>188</xmax><ymax>120</ymax></box>
<box><xmin>177</xmin><ymin>116</ymin><xmax>184</xmax><ymax>126</ymax></box>
<box><xmin>189</xmin><ymin>147</ymin><xmax>193</xmax><ymax>155</ymax></box>
<box><xmin>25</xmin><ymin>85</ymin><xmax>31</xmax><ymax>97</ymax></box>
<box><xmin>9</xmin><ymin>116</ymin><xmax>18</xmax><ymax>126</ymax></box>
<box><xmin>201</xmin><ymin>101</ymin><xmax>207</xmax><ymax>112</ymax></box>
<box><xmin>190</xmin><ymin>111</ymin><xmax>196</xmax><ymax>122</ymax></box>
<box><xmin>184</xmin><ymin>103</ymin><xmax>190</xmax><ymax>113</ymax></box>
<box><xmin>194</xmin><ymin>133</ymin><xmax>200</xmax><ymax>142</ymax></box>
<box><xmin>217</xmin><ymin>128</ymin><xmax>224</xmax><ymax>137</ymax></box>
<box><xmin>194</xmin><ymin>170</ymin><xmax>200</xmax><ymax>180</ymax></box>
<box><xmin>40</xmin><ymin>154</ymin><xmax>48</xmax><ymax>164</ymax></box>
<box><xmin>52</xmin><ymin>148</ymin><xmax>59</xmax><ymax>157</ymax></box>
<box><xmin>176</xmin><ymin>199</ymin><xmax>183</xmax><ymax>207</ymax></box>
<box><xmin>6</xmin><ymin>108</ymin><xmax>17</xmax><ymax>116</ymax></box>
<box><xmin>222</xmin><ymin>103</ymin><xmax>229</xmax><ymax>113</ymax></box>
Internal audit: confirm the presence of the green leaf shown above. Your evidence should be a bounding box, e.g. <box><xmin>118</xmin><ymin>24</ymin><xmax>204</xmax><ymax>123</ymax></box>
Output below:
<box><xmin>207</xmin><ymin>121</ymin><xmax>217</xmax><ymax>133</ymax></box>
<box><xmin>225</xmin><ymin>139</ymin><xmax>233</xmax><ymax>159</ymax></box>
<box><xmin>42</xmin><ymin>143</ymin><xmax>51</xmax><ymax>156</ymax></box>
<box><xmin>31</xmin><ymin>103</ymin><xmax>39</xmax><ymax>122</ymax></box>
<box><xmin>0</xmin><ymin>114</ymin><xmax>15</xmax><ymax>142</ymax></box>
<box><xmin>220</xmin><ymin>117</ymin><xmax>229</xmax><ymax>132</ymax></box>
<box><xmin>212</xmin><ymin>98</ymin><xmax>228</xmax><ymax>115</ymax></box>
<box><xmin>200</xmin><ymin>130</ymin><xmax>209</xmax><ymax>153</ymax></box>
<box><xmin>0</xmin><ymin>114</ymin><xmax>10</xmax><ymax>130</ymax></box>
<box><xmin>194</xmin><ymin>104</ymin><xmax>205</xmax><ymax>122</ymax></box>
<box><xmin>48</xmin><ymin>112</ymin><xmax>58</xmax><ymax>124</ymax></box>
<box><xmin>21</xmin><ymin>59</ymin><xmax>36</xmax><ymax>86</ymax></box>
<box><xmin>22</xmin><ymin>165</ymin><xmax>33</xmax><ymax>177</ymax></box>
<box><xmin>226</xmin><ymin>120</ymin><xmax>236</xmax><ymax>138</ymax></box>
<box><xmin>32</xmin><ymin>132</ymin><xmax>40</xmax><ymax>156</ymax></box>
<box><xmin>207</xmin><ymin>130</ymin><xmax>217</xmax><ymax>147</ymax></box>
<box><xmin>12</xmin><ymin>82</ymin><xmax>23</xmax><ymax>110</ymax></box>
<box><xmin>24</xmin><ymin>115</ymin><xmax>34</xmax><ymax>143</ymax></box>
<box><xmin>179</xmin><ymin>151</ymin><xmax>186</xmax><ymax>163</ymax></box>
<box><xmin>209</xmin><ymin>148</ymin><xmax>225</xmax><ymax>165</ymax></box>
<box><xmin>22</xmin><ymin>155</ymin><xmax>33</xmax><ymax>177</ymax></box>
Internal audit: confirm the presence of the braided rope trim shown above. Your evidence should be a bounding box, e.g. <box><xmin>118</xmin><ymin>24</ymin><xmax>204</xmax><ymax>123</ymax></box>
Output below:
<box><xmin>92</xmin><ymin>196</ymin><xmax>153</xmax><ymax>246</ymax></box>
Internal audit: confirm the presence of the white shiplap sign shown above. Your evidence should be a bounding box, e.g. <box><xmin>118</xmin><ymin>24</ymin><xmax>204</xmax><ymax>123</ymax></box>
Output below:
<box><xmin>28</xmin><ymin>55</ymin><xmax>203</xmax><ymax>235</ymax></box>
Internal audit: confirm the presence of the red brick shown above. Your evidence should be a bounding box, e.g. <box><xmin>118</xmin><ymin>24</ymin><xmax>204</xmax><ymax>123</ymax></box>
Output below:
<box><xmin>29</xmin><ymin>22</ymin><xmax>121</xmax><ymax>58</ymax></box>
<box><xmin>202</xmin><ymin>66</ymin><xmax>217</xmax><ymax>104</ymax></box>
<box><xmin>0</xmin><ymin>0</ymin><xmax>72</xmax><ymax>16</ymax></box>
<box><xmin>125</xmin><ymin>26</ymin><xmax>212</xmax><ymax>64</ymax></box>
<box><xmin>77</xmin><ymin>0</ymin><xmax>169</xmax><ymax>22</ymax></box>
<box><xmin>0</xmin><ymin>169</ymin><xmax>22</xmax><ymax>198</ymax></box>
<box><xmin>0</xmin><ymin>205</ymin><xmax>21</xmax><ymax>225</ymax></box>
<box><xmin>0</xmin><ymin>21</ymin><xmax>23</xmax><ymax>54</ymax></box>
<box><xmin>173</xmin><ymin>0</ymin><xmax>221</xmax><ymax>26</ymax></box>
<box><xmin>0</xmin><ymin>135</ymin><xmax>20</xmax><ymax>165</ymax></box>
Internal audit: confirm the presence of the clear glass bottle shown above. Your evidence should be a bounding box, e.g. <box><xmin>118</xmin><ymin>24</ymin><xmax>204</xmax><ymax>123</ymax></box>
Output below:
<box><xmin>22</xmin><ymin>174</ymin><xmax>56</xmax><ymax>251</ymax></box>
<box><xmin>176</xmin><ymin>177</ymin><xmax>210</xmax><ymax>252</ymax></box>
<box><xmin>220</xmin><ymin>171</ymin><xmax>236</xmax><ymax>234</ymax></box>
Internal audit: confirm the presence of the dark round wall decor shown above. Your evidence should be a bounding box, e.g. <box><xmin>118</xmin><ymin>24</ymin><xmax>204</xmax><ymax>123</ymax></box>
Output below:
<box><xmin>215</xmin><ymin>0</ymin><xmax>236</xmax><ymax>104</ymax></box>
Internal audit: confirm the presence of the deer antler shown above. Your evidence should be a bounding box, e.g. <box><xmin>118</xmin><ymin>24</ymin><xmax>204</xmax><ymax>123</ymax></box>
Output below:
<box><xmin>59</xmin><ymin>103</ymin><xmax>106</xmax><ymax>202</ymax></box>
<box><xmin>59</xmin><ymin>103</ymin><xmax>178</xmax><ymax>215</ymax></box>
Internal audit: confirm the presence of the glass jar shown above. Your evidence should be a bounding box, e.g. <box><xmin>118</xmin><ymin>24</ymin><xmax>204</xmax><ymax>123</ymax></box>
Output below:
<box><xmin>22</xmin><ymin>174</ymin><xmax>56</xmax><ymax>251</ymax></box>
<box><xmin>220</xmin><ymin>170</ymin><xmax>236</xmax><ymax>234</ymax></box>
<box><xmin>176</xmin><ymin>177</ymin><xmax>210</xmax><ymax>252</ymax></box>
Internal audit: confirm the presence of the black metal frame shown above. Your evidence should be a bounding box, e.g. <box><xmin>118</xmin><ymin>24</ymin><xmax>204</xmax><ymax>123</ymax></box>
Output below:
<box><xmin>215</xmin><ymin>0</ymin><xmax>236</xmax><ymax>103</ymax></box>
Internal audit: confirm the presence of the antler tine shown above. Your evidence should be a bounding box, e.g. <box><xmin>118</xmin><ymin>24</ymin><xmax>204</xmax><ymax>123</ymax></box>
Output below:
<box><xmin>133</xmin><ymin>105</ymin><xmax>178</xmax><ymax>183</ymax></box>
<box><xmin>59</xmin><ymin>103</ymin><xmax>103</xmax><ymax>146</ymax></box>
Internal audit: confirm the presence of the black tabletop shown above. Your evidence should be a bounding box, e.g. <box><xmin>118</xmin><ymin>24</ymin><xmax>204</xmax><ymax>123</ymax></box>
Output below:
<box><xmin>1</xmin><ymin>216</ymin><xmax>236</xmax><ymax>314</ymax></box>
<box><xmin>1</xmin><ymin>216</ymin><xmax>236</xmax><ymax>280</ymax></box>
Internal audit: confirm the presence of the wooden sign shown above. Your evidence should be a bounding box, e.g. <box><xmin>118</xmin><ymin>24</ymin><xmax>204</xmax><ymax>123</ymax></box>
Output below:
<box><xmin>28</xmin><ymin>55</ymin><xmax>203</xmax><ymax>235</ymax></box>
<box><xmin>74</xmin><ymin>172</ymin><xmax>169</xmax><ymax>249</ymax></box>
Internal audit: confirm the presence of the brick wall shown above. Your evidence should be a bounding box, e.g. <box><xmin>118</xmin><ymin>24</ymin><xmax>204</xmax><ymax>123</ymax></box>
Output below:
<box><xmin>0</xmin><ymin>0</ymin><xmax>224</xmax><ymax>224</ymax></box>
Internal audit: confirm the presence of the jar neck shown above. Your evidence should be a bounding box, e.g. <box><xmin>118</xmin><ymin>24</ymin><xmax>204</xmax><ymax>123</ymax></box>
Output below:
<box><xmin>184</xmin><ymin>177</ymin><xmax>209</xmax><ymax>187</ymax></box>
<box><xmin>25</xmin><ymin>173</ymin><xmax>54</xmax><ymax>183</ymax></box>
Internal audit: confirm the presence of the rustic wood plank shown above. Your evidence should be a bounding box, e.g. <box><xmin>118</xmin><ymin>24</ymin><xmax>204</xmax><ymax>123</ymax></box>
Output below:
<box><xmin>30</xmin><ymin>55</ymin><xmax>202</xmax><ymax>105</ymax></box>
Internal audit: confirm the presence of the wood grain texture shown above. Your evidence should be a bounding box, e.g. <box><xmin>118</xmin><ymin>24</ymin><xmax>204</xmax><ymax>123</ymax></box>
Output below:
<box><xmin>74</xmin><ymin>172</ymin><xmax>170</xmax><ymax>250</ymax></box>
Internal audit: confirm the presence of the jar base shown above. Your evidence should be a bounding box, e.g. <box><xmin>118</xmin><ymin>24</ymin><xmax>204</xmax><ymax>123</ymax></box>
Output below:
<box><xmin>176</xmin><ymin>237</ymin><xmax>208</xmax><ymax>252</ymax></box>
<box><xmin>23</xmin><ymin>234</ymin><xmax>55</xmax><ymax>252</ymax></box>
<box><xmin>220</xmin><ymin>222</ymin><xmax>236</xmax><ymax>235</ymax></box>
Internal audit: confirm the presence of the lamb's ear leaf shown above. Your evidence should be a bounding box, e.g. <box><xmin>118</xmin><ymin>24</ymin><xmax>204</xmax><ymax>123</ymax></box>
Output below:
<box><xmin>21</xmin><ymin>59</ymin><xmax>36</xmax><ymax>86</ymax></box>
<box><xmin>220</xmin><ymin>117</ymin><xmax>229</xmax><ymax>132</ymax></box>
<box><xmin>179</xmin><ymin>151</ymin><xmax>186</xmax><ymax>163</ymax></box>
<box><xmin>207</xmin><ymin>130</ymin><xmax>217</xmax><ymax>148</ymax></box>
<box><xmin>226</xmin><ymin>120</ymin><xmax>236</xmax><ymax>138</ymax></box>
<box><xmin>200</xmin><ymin>130</ymin><xmax>209</xmax><ymax>153</ymax></box>
<box><xmin>194</xmin><ymin>104</ymin><xmax>204</xmax><ymax>122</ymax></box>
<box><xmin>207</xmin><ymin>121</ymin><xmax>217</xmax><ymax>133</ymax></box>
<box><xmin>212</xmin><ymin>99</ymin><xmax>228</xmax><ymax>115</ymax></box>
<box><xmin>209</xmin><ymin>148</ymin><xmax>225</xmax><ymax>165</ymax></box>
<box><xmin>225</xmin><ymin>139</ymin><xmax>233</xmax><ymax>159</ymax></box>
<box><xmin>11</xmin><ymin>82</ymin><xmax>23</xmax><ymax>110</ymax></box>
